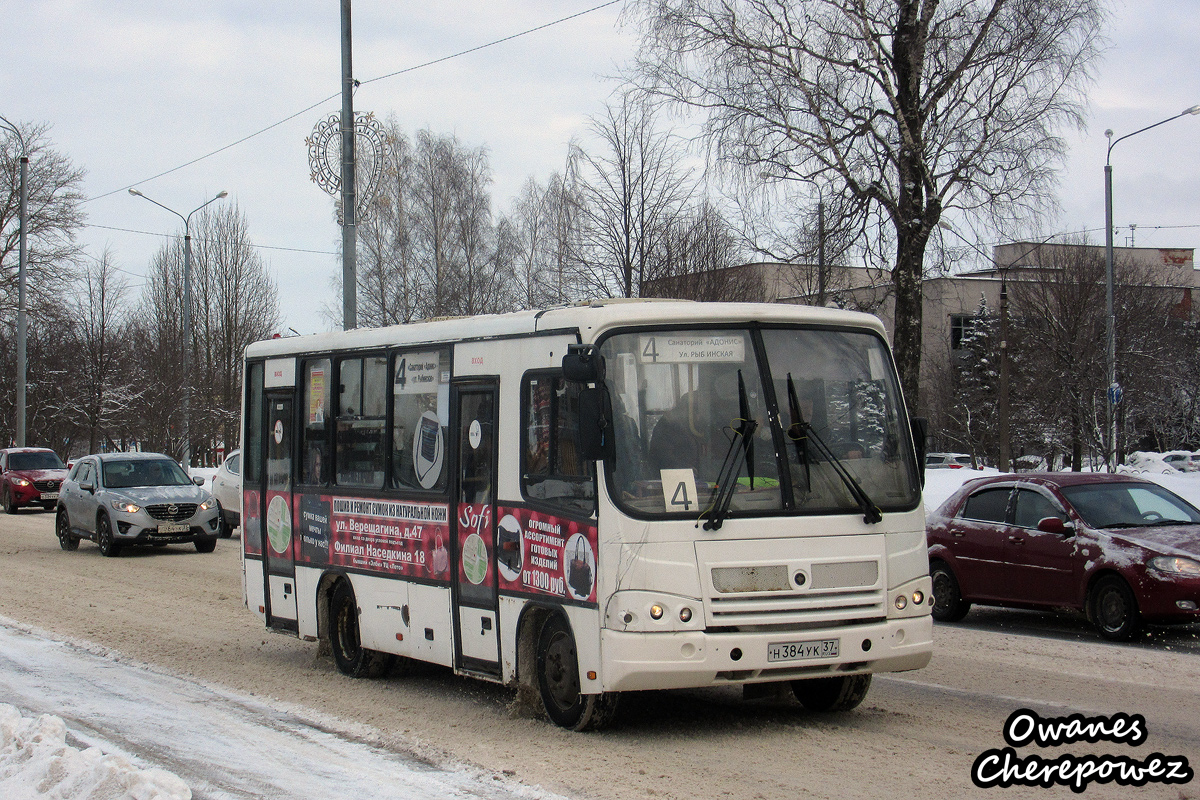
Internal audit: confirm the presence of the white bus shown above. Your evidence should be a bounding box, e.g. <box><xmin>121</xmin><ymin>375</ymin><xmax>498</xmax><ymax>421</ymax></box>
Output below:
<box><xmin>240</xmin><ymin>300</ymin><xmax>933</xmax><ymax>730</ymax></box>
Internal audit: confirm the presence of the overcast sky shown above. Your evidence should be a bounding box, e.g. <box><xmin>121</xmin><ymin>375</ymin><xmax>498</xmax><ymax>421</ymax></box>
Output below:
<box><xmin>4</xmin><ymin>1</ymin><xmax>1198</xmax><ymax>334</ymax></box>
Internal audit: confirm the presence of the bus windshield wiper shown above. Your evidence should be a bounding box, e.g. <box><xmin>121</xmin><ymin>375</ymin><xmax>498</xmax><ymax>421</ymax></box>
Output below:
<box><xmin>700</xmin><ymin>371</ymin><xmax>757</xmax><ymax>531</ymax></box>
<box><xmin>786</xmin><ymin>373</ymin><xmax>881</xmax><ymax>525</ymax></box>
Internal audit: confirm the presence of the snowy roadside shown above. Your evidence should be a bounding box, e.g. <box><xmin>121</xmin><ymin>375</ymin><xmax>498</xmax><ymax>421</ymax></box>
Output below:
<box><xmin>0</xmin><ymin>619</ymin><xmax>567</xmax><ymax>800</ymax></box>
<box><xmin>0</xmin><ymin>705</ymin><xmax>190</xmax><ymax>800</ymax></box>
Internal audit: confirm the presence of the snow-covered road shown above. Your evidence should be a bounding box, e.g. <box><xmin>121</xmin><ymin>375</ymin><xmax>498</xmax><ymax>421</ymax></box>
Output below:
<box><xmin>0</xmin><ymin>620</ymin><xmax>560</xmax><ymax>800</ymax></box>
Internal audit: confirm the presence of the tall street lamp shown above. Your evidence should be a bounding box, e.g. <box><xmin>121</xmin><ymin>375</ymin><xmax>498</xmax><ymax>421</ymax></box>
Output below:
<box><xmin>1104</xmin><ymin>105</ymin><xmax>1200</xmax><ymax>471</ymax></box>
<box><xmin>128</xmin><ymin>188</ymin><xmax>228</xmax><ymax>472</ymax></box>
<box><xmin>1</xmin><ymin>116</ymin><xmax>29</xmax><ymax>447</ymax></box>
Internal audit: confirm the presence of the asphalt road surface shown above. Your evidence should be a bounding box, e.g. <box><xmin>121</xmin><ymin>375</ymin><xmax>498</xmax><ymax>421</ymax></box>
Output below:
<box><xmin>1</xmin><ymin>508</ymin><xmax>1197</xmax><ymax>799</ymax></box>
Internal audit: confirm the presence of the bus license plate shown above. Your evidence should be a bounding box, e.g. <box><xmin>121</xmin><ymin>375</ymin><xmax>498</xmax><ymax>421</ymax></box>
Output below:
<box><xmin>39</xmin><ymin>492</ymin><xmax>58</xmax><ymax>501</ymax></box>
<box><xmin>767</xmin><ymin>638</ymin><xmax>839</xmax><ymax>662</ymax></box>
<box><xmin>157</xmin><ymin>522</ymin><xmax>190</xmax><ymax>534</ymax></box>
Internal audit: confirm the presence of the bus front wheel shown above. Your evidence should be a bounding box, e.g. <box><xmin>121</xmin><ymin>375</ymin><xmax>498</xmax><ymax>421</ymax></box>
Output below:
<box><xmin>535</xmin><ymin>614</ymin><xmax>618</xmax><ymax>731</ymax></box>
<box><xmin>791</xmin><ymin>674</ymin><xmax>871</xmax><ymax>712</ymax></box>
<box><xmin>330</xmin><ymin>580</ymin><xmax>393</xmax><ymax>678</ymax></box>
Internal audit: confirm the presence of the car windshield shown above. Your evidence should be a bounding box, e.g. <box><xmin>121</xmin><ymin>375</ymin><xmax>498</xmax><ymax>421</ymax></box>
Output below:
<box><xmin>599</xmin><ymin>326</ymin><xmax>920</xmax><ymax>519</ymax></box>
<box><xmin>102</xmin><ymin>459</ymin><xmax>191</xmax><ymax>489</ymax></box>
<box><xmin>9</xmin><ymin>451</ymin><xmax>65</xmax><ymax>470</ymax></box>
<box><xmin>1061</xmin><ymin>482</ymin><xmax>1200</xmax><ymax>529</ymax></box>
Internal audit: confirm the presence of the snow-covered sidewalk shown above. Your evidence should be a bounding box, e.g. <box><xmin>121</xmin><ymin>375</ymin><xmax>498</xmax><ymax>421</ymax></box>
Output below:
<box><xmin>0</xmin><ymin>620</ymin><xmax>563</xmax><ymax>800</ymax></box>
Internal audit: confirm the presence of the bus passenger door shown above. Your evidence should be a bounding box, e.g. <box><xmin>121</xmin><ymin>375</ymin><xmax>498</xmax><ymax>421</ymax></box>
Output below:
<box><xmin>451</xmin><ymin>382</ymin><xmax>501</xmax><ymax>676</ymax></box>
<box><xmin>264</xmin><ymin>392</ymin><xmax>298</xmax><ymax>630</ymax></box>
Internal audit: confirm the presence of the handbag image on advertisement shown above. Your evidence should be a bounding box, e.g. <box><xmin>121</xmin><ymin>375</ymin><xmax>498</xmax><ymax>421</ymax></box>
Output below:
<box><xmin>431</xmin><ymin>534</ymin><xmax>449</xmax><ymax>575</ymax></box>
<box><xmin>567</xmin><ymin>536</ymin><xmax>593</xmax><ymax>598</ymax></box>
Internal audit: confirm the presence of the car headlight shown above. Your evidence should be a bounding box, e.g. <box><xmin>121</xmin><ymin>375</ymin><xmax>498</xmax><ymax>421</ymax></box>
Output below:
<box><xmin>199</xmin><ymin>497</ymin><xmax>217</xmax><ymax>511</ymax></box>
<box><xmin>1149</xmin><ymin>556</ymin><xmax>1200</xmax><ymax>577</ymax></box>
<box><xmin>111</xmin><ymin>499</ymin><xmax>141</xmax><ymax>513</ymax></box>
<box><xmin>13</xmin><ymin>477</ymin><xmax>31</xmax><ymax>487</ymax></box>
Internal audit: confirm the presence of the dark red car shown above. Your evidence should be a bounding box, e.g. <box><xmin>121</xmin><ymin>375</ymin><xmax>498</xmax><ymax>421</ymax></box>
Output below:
<box><xmin>927</xmin><ymin>472</ymin><xmax>1200</xmax><ymax>641</ymax></box>
<box><xmin>1</xmin><ymin>447</ymin><xmax>69</xmax><ymax>513</ymax></box>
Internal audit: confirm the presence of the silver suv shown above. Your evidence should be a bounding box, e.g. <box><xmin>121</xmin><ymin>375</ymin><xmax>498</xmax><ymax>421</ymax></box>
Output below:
<box><xmin>55</xmin><ymin>453</ymin><xmax>221</xmax><ymax>556</ymax></box>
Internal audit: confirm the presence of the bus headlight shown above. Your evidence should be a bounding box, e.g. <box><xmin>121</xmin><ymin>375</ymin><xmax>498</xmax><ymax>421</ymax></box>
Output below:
<box><xmin>650</xmin><ymin>604</ymin><xmax>664</xmax><ymax>620</ymax></box>
<box><xmin>895</xmin><ymin>595</ymin><xmax>908</xmax><ymax>610</ymax></box>
<box><xmin>679</xmin><ymin>607</ymin><xmax>692</xmax><ymax>623</ymax></box>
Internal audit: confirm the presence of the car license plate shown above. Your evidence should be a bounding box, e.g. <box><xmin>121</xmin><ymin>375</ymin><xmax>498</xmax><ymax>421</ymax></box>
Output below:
<box><xmin>39</xmin><ymin>492</ymin><xmax>58</xmax><ymax>501</ymax></box>
<box><xmin>157</xmin><ymin>522</ymin><xmax>190</xmax><ymax>534</ymax></box>
<box><xmin>767</xmin><ymin>638</ymin><xmax>839</xmax><ymax>662</ymax></box>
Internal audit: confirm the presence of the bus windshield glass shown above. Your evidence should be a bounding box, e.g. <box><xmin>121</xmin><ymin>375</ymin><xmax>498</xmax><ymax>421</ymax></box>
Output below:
<box><xmin>600</xmin><ymin>327</ymin><xmax>919</xmax><ymax>519</ymax></box>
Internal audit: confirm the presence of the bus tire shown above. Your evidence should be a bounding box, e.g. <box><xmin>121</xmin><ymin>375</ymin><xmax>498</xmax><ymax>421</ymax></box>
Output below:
<box><xmin>535</xmin><ymin>613</ymin><xmax>618</xmax><ymax>731</ymax></box>
<box><xmin>330</xmin><ymin>580</ymin><xmax>393</xmax><ymax>678</ymax></box>
<box><xmin>791</xmin><ymin>674</ymin><xmax>871</xmax><ymax>712</ymax></box>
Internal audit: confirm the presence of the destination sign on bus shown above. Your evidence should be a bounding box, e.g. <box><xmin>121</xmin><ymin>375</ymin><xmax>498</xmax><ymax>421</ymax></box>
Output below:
<box><xmin>637</xmin><ymin>334</ymin><xmax>745</xmax><ymax>364</ymax></box>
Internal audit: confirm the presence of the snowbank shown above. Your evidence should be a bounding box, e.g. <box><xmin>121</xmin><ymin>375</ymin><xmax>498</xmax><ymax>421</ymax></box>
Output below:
<box><xmin>0</xmin><ymin>704</ymin><xmax>190</xmax><ymax>800</ymax></box>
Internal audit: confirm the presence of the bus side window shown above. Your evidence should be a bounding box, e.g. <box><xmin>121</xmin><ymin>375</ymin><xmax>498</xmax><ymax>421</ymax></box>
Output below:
<box><xmin>301</xmin><ymin>358</ymin><xmax>331</xmax><ymax>485</ymax></box>
<box><xmin>336</xmin><ymin>355</ymin><xmax>388</xmax><ymax>488</ymax></box>
<box><xmin>521</xmin><ymin>372</ymin><xmax>595</xmax><ymax>516</ymax></box>
<box><xmin>392</xmin><ymin>348</ymin><xmax>450</xmax><ymax>492</ymax></box>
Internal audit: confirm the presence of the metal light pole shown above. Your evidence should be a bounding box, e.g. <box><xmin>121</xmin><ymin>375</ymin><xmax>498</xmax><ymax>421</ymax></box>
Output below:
<box><xmin>1103</xmin><ymin>105</ymin><xmax>1200</xmax><ymax>471</ymax></box>
<box><xmin>1</xmin><ymin>116</ymin><xmax>28</xmax><ymax>447</ymax></box>
<box><xmin>340</xmin><ymin>0</ymin><xmax>358</xmax><ymax>330</ymax></box>
<box><xmin>128</xmin><ymin>188</ymin><xmax>228</xmax><ymax>471</ymax></box>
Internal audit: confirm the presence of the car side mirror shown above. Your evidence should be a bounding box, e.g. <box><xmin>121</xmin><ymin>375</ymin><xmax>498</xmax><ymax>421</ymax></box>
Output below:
<box><xmin>80</xmin><ymin>480</ymin><xmax>94</xmax><ymax>493</ymax></box>
<box><xmin>1037</xmin><ymin>517</ymin><xmax>1074</xmax><ymax>535</ymax></box>
<box><xmin>193</xmin><ymin>476</ymin><xmax>205</xmax><ymax>486</ymax></box>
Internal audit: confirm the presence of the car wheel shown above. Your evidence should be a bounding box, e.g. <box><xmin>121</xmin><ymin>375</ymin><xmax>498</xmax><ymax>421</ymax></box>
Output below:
<box><xmin>194</xmin><ymin>537</ymin><xmax>217</xmax><ymax>553</ymax></box>
<box><xmin>216</xmin><ymin>502</ymin><xmax>232</xmax><ymax>538</ymax></box>
<box><xmin>930</xmin><ymin>561</ymin><xmax>971</xmax><ymax>622</ymax></box>
<box><xmin>56</xmin><ymin>508</ymin><xmax>79</xmax><ymax>551</ymax></box>
<box><xmin>536</xmin><ymin>613</ymin><xmax>619</xmax><ymax>730</ymax></box>
<box><xmin>329</xmin><ymin>580</ymin><xmax>393</xmax><ymax>678</ymax></box>
<box><xmin>791</xmin><ymin>674</ymin><xmax>872</xmax><ymax>712</ymax></box>
<box><xmin>2</xmin><ymin>489</ymin><xmax>16</xmax><ymax>514</ymax></box>
<box><xmin>1089</xmin><ymin>575</ymin><xmax>1141</xmax><ymax>641</ymax></box>
<box><xmin>96</xmin><ymin>514</ymin><xmax>122</xmax><ymax>557</ymax></box>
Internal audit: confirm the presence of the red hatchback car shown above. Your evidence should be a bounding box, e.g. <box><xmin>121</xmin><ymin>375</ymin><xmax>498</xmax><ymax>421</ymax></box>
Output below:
<box><xmin>927</xmin><ymin>472</ymin><xmax>1200</xmax><ymax>641</ymax></box>
<box><xmin>0</xmin><ymin>447</ymin><xmax>69</xmax><ymax>513</ymax></box>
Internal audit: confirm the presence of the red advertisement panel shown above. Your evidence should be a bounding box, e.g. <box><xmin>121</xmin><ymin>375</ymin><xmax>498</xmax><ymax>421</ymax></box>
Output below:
<box><xmin>496</xmin><ymin>506</ymin><xmax>598</xmax><ymax>605</ymax></box>
<box><xmin>294</xmin><ymin>495</ymin><xmax>451</xmax><ymax>580</ymax></box>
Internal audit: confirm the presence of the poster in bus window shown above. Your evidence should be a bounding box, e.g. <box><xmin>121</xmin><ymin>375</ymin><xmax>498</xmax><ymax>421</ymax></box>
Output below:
<box><xmin>496</xmin><ymin>507</ymin><xmax>598</xmax><ymax>605</ymax></box>
<box><xmin>298</xmin><ymin>494</ymin><xmax>331</xmax><ymax>562</ymax></box>
<box><xmin>308</xmin><ymin>367</ymin><xmax>326</xmax><ymax>425</ymax></box>
<box><xmin>395</xmin><ymin>351</ymin><xmax>447</xmax><ymax>489</ymax></box>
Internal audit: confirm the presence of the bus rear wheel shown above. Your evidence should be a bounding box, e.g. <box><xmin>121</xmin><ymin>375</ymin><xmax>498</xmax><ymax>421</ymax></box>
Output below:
<box><xmin>329</xmin><ymin>580</ymin><xmax>394</xmax><ymax>678</ymax></box>
<box><xmin>535</xmin><ymin>614</ymin><xmax>619</xmax><ymax>731</ymax></box>
<box><xmin>791</xmin><ymin>674</ymin><xmax>871</xmax><ymax>712</ymax></box>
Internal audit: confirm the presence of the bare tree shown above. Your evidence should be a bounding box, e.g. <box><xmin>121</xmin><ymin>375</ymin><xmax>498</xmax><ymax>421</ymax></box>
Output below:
<box><xmin>358</xmin><ymin>120</ymin><xmax>421</xmax><ymax>326</ymax></box>
<box><xmin>642</xmin><ymin>201</ymin><xmax>763</xmax><ymax>301</ymax></box>
<box><xmin>570</xmin><ymin>93</ymin><xmax>693</xmax><ymax>298</ymax></box>
<box><xmin>0</xmin><ymin>121</ymin><xmax>86</xmax><ymax>327</ymax></box>
<box><xmin>60</xmin><ymin>250</ymin><xmax>143</xmax><ymax>454</ymax></box>
<box><xmin>188</xmin><ymin>203</ymin><xmax>281</xmax><ymax>463</ymax></box>
<box><xmin>627</xmin><ymin>0</ymin><xmax>1105</xmax><ymax>409</ymax></box>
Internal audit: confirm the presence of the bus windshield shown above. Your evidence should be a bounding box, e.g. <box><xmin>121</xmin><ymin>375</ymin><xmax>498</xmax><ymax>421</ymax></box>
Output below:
<box><xmin>600</xmin><ymin>326</ymin><xmax>920</xmax><ymax>519</ymax></box>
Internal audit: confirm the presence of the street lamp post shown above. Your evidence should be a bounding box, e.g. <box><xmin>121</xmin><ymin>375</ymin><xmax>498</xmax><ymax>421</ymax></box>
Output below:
<box><xmin>1</xmin><ymin>116</ymin><xmax>29</xmax><ymax>447</ymax></box>
<box><xmin>128</xmin><ymin>188</ymin><xmax>228</xmax><ymax>472</ymax></box>
<box><xmin>1103</xmin><ymin>105</ymin><xmax>1200</xmax><ymax>471</ymax></box>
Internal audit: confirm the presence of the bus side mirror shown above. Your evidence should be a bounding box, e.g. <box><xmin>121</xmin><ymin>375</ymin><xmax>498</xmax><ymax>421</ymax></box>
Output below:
<box><xmin>576</xmin><ymin>387</ymin><xmax>614</xmax><ymax>462</ymax></box>
<box><xmin>911</xmin><ymin>417</ymin><xmax>928</xmax><ymax>488</ymax></box>
<box><xmin>562</xmin><ymin>345</ymin><xmax>605</xmax><ymax>384</ymax></box>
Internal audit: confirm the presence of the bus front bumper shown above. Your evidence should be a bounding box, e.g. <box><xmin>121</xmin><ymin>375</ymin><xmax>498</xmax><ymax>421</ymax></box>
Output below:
<box><xmin>599</xmin><ymin>616</ymin><xmax>932</xmax><ymax>692</ymax></box>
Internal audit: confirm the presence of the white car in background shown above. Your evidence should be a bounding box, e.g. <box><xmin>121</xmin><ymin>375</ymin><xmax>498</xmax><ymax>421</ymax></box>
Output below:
<box><xmin>212</xmin><ymin>449</ymin><xmax>241</xmax><ymax>537</ymax></box>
